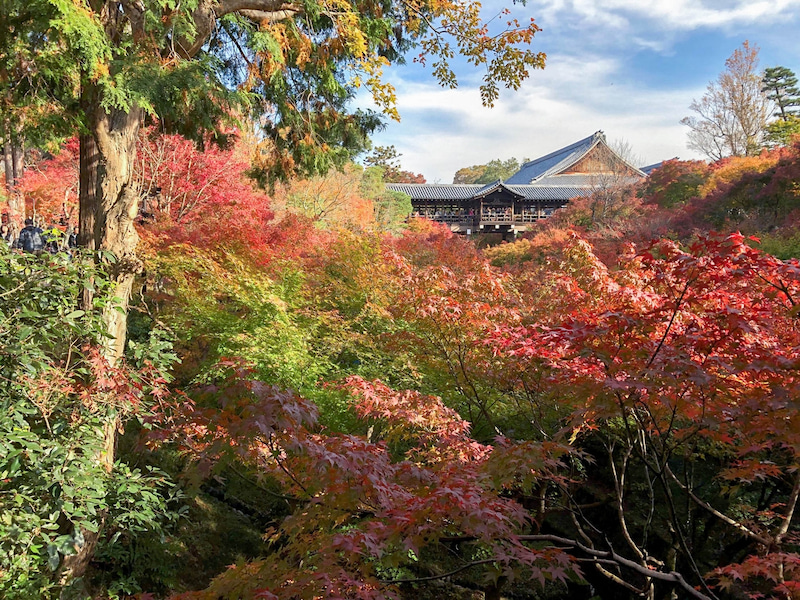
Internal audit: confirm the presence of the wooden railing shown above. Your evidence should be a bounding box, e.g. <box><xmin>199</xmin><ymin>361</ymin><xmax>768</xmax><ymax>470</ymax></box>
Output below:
<box><xmin>416</xmin><ymin>214</ymin><xmax>474</xmax><ymax>223</ymax></box>
<box><xmin>415</xmin><ymin>212</ymin><xmax>551</xmax><ymax>225</ymax></box>
<box><xmin>481</xmin><ymin>212</ymin><xmax>512</xmax><ymax>222</ymax></box>
<box><xmin>483</xmin><ymin>213</ymin><xmax>545</xmax><ymax>223</ymax></box>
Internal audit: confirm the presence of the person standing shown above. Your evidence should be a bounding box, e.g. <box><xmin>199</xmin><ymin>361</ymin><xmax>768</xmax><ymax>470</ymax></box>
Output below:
<box><xmin>1</xmin><ymin>212</ymin><xmax>18</xmax><ymax>243</ymax></box>
<box><xmin>14</xmin><ymin>218</ymin><xmax>45</xmax><ymax>254</ymax></box>
<box><xmin>1</xmin><ymin>223</ymin><xmax>14</xmax><ymax>247</ymax></box>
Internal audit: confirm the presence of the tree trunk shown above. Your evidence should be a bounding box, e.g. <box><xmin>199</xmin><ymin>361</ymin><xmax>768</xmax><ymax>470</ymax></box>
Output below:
<box><xmin>4</xmin><ymin>120</ymin><xmax>26</xmax><ymax>227</ymax></box>
<box><xmin>79</xmin><ymin>85</ymin><xmax>142</xmax><ymax>361</ymax></box>
<box><xmin>12</xmin><ymin>137</ymin><xmax>23</xmax><ymax>185</ymax></box>
<box><xmin>3</xmin><ymin>119</ymin><xmax>24</xmax><ymax>192</ymax></box>
<box><xmin>3</xmin><ymin>131</ymin><xmax>12</xmax><ymax>193</ymax></box>
<box><xmin>59</xmin><ymin>87</ymin><xmax>143</xmax><ymax>587</ymax></box>
<box><xmin>484</xmin><ymin>576</ymin><xmax>506</xmax><ymax>600</ymax></box>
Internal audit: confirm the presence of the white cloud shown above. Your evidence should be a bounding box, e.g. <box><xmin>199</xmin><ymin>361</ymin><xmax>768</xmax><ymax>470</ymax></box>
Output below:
<box><xmin>536</xmin><ymin>0</ymin><xmax>800</xmax><ymax>32</ymax></box>
<box><xmin>353</xmin><ymin>0</ymin><xmax>800</xmax><ymax>183</ymax></box>
<box><xmin>369</xmin><ymin>55</ymin><xmax>707</xmax><ymax>182</ymax></box>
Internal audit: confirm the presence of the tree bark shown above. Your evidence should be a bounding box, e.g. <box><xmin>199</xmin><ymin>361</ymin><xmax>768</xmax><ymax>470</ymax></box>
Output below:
<box><xmin>60</xmin><ymin>85</ymin><xmax>144</xmax><ymax>587</ymax></box>
<box><xmin>12</xmin><ymin>137</ymin><xmax>23</xmax><ymax>186</ymax></box>
<box><xmin>3</xmin><ymin>119</ymin><xmax>24</xmax><ymax>198</ymax></box>
<box><xmin>79</xmin><ymin>83</ymin><xmax>143</xmax><ymax>360</ymax></box>
<box><xmin>3</xmin><ymin>128</ymin><xmax>12</xmax><ymax>193</ymax></box>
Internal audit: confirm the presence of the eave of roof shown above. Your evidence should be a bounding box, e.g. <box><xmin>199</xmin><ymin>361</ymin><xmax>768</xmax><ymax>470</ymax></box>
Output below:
<box><xmin>386</xmin><ymin>182</ymin><xmax>595</xmax><ymax>201</ymax></box>
<box><xmin>640</xmin><ymin>159</ymin><xmax>677</xmax><ymax>175</ymax></box>
<box><xmin>473</xmin><ymin>180</ymin><xmax>525</xmax><ymax>200</ymax></box>
<box><xmin>386</xmin><ymin>183</ymin><xmax>485</xmax><ymax>200</ymax></box>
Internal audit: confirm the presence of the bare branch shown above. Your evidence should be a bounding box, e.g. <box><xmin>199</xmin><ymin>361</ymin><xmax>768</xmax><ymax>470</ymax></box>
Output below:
<box><xmin>665</xmin><ymin>465</ymin><xmax>773</xmax><ymax>547</ymax></box>
<box><xmin>515</xmin><ymin>534</ymin><xmax>714</xmax><ymax>600</ymax></box>
<box><xmin>381</xmin><ymin>559</ymin><xmax>497</xmax><ymax>584</ymax></box>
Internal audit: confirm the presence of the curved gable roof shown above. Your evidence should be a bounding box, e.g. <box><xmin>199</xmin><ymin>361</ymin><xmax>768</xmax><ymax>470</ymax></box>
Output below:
<box><xmin>505</xmin><ymin>131</ymin><xmax>604</xmax><ymax>184</ymax></box>
<box><xmin>473</xmin><ymin>180</ymin><xmax>524</xmax><ymax>200</ymax></box>
<box><xmin>505</xmin><ymin>131</ymin><xmax>646</xmax><ymax>184</ymax></box>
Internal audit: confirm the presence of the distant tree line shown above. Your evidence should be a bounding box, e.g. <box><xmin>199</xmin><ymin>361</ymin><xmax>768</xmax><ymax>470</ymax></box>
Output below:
<box><xmin>452</xmin><ymin>157</ymin><xmax>525</xmax><ymax>184</ymax></box>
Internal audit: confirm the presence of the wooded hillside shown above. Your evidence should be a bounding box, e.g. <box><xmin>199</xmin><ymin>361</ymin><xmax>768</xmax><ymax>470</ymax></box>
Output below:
<box><xmin>2</xmin><ymin>133</ymin><xmax>800</xmax><ymax>599</ymax></box>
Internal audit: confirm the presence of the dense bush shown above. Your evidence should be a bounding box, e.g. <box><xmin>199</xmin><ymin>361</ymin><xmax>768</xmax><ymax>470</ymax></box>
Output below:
<box><xmin>0</xmin><ymin>249</ymin><xmax>180</xmax><ymax>598</ymax></box>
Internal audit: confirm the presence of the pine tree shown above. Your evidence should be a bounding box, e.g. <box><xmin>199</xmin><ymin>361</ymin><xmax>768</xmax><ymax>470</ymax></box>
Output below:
<box><xmin>762</xmin><ymin>66</ymin><xmax>800</xmax><ymax>121</ymax></box>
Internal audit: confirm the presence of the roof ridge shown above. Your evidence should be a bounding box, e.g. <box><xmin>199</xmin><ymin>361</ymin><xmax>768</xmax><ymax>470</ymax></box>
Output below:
<box><xmin>517</xmin><ymin>131</ymin><xmax>603</xmax><ymax>172</ymax></box>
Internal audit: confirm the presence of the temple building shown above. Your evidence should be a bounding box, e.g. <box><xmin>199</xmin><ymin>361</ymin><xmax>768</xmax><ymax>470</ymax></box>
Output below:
<box><xmin>387</xmin><ymin>131</ymin><xmax>646</xmax><ymax>236</ymax></box>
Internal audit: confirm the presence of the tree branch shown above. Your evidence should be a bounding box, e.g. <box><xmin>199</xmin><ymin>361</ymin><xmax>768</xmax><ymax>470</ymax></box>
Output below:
<box><xmin>218</xmin><ymin>0</ymin><xmax>299</xmax><ymax>17</ymax></box>
<box><xmin>776</xmin><ymin>468</ymin><xmax>800</xmax><ymax>543</ymax></box>
<box><xmin>238</xmin><ymin>8</ymin><xmax>299</xmax><ymax>21</ymax></box>
<box><xmin>381</xmin><ymin>559</ymin><xmax>497</xmax><ymax>584</ymax></box>
<box><xmin>437</xmin><ymin>532</ymin><xmax>714</xmax><ymax>600</ymax></box>
<box><xmin>665</xmin><ymin>465</ymin><xmax>773</xmax><ymax>547</ymax></box>
<box><xmin>515</xmin><ymin>534</ymin><xmax>714</xmax><ymax>600</ymax></box>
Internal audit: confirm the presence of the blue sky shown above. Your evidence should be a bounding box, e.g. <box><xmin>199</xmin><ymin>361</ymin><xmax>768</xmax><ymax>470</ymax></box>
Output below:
<box><xmin>359</xmin><ymin>0</ymin><xmax>800</xmax><ymax>183</ymax></box>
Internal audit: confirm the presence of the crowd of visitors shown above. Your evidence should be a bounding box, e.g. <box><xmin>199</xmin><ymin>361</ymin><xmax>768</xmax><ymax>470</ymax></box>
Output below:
<box><xmin>1</xmin><ymin>212</ymin><xmax>77</xmax><ymax>256</ymax></box>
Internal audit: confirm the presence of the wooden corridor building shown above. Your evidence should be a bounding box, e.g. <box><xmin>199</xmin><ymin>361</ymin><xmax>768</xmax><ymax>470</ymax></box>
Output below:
<box><xmin>387</xmin><ymin>131</ymin><xmax>646</xmax><ymax>236</ymax></box>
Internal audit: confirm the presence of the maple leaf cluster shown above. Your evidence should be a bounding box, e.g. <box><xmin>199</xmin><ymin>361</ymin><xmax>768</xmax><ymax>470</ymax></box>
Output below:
<box><xmin>139</xmin><ymin>213</ymin><xmax>800</xmax><ymax>599</ymax></box>
<box><xmin>155</xmin><ymin>365</ymin><xmax>577</xmax><ymax>600</ymax></box>
<box><xmin>8</xmin><ymin>130</ymin><xmax>800</xmax><ymax>600</ymax></box>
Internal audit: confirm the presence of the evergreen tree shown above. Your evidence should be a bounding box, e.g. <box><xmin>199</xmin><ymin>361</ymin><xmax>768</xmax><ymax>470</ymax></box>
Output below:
<box><xmin>764</xmin><ymin>115</ymin><xmax>800</xmax><ymax>147</ymax></box>
<box><xmin>363</xmin><ymin>145</ymin><xmax>425</xmax><ymax>183</ymax></box>
<box><xmin>762</xmin><ymin>66</ymin><xmax>800</xmax><ymax>121</ymax></box>
<box><xmin>453</xmin><ymin>157</ymin><xmax>522</xmax><ymax>183</ymax></box>
<box><xmin>2</xmin><ymin>0</ymin><xmax>545</xmax><ymax>364</ymax></box>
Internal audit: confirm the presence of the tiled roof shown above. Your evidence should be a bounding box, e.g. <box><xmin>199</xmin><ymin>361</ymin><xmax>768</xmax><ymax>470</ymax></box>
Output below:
<box><xmin>386</xmin><ymin>182</ymin><xmax>593</xmax><ymax>201</ymax></box>
<box><xmin>507</xmin><ymin>185</ymin><xmax>592</xmax><ymax>200</ymax></box>
<box><xmin>474</xmin><ymin>181</ymin><xmax>524</xmax><ymax>199</ymax></box>
<box><xmin>387</xmin><ymin>132</ymin><xmax>648</xmax><ymax>204</ymax></box>
<box><xmin>505</xmin><ymin>132</ymin><xmax>605</xmax><ymax>184</ymax></box>
<box><xmin>640</xmin><ymin>160</ymin><xmax>676</xmax><ymax>175</ymax></box>
<box><xmin>534</xmin><ymin>174</ymin><xmax>602</xmax><ymax>187</ymax></box>
<box><xmin>386</xmin><ymin>184</ymin><xmax>484</xmax><ymax>200</ymax></box>
<box><xmin>505</xmin><ymin>131</ymin><xmax>647</xmax><ymax>184</ymax></box>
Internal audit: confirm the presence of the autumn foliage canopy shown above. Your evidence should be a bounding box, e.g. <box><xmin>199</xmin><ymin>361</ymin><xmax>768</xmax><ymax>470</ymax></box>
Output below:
<box><xmin>3</xmin><ymin>137</ymin><xmax>800</xmax><ymax>600</ymax></box>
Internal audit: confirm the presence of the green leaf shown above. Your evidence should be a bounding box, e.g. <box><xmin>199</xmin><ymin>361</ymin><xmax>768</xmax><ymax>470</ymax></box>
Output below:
<box><xmin>47</xmin><ymin>544</ymin><xmax>60</xmax><ymax>571</ymax></box>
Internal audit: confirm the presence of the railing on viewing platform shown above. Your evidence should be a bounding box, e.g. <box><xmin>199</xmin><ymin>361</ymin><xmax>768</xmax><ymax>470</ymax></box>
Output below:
<box><xmin>439</xmin><ymin>214</ymin><xmax>473</xmax><ymax>223</ymax></box>
<box><xmin>480</xmin><ymin>213</ymin><xmax>513</xmax><ymax>223</ymax></box>
<box><xmin>415</xmin><ymin>212</ymin><xmax>550</xmax><ymax>226</ymax></box>
<box><xmin>514</xmin><ymin>214</ymin><xmax>542</xmax><ymax>223</ymax></box>
<box><xmin>417</xmin><ymin>213</ymin><xmax>474</xmax><ymax>224</ymax></box>
<box><xmin>482</xmin><ymin>213</ymin><xmax>545</xmax><ymax>223</ymax></box>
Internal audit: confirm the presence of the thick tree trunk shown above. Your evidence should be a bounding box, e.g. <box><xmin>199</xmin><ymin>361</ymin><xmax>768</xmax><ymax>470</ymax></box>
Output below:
<box><xmin>78</xmin><ymin>132</ymin><xmax>99</xmax><ymax>249</ymax></box>
<box><xmin>60</xmin><ymin>88</ymin><xmax>143</xmax><ymax>587</ymax></box>
<box><xmin>4</xmin><ymin>124</ymin><xmax>25</xmax><ymax>238</ymax></box>
<box><xmin>79</xmin><ymin>86</ymin><xmax>142</xmax><ymax>360</ymax></box>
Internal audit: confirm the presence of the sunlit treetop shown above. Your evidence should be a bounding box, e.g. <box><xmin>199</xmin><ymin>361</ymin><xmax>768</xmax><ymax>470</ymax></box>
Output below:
<box><xmin>2</xmin><ymin>0</ymin><xmax>545</xmax><ymax>183</ymax></box>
